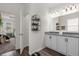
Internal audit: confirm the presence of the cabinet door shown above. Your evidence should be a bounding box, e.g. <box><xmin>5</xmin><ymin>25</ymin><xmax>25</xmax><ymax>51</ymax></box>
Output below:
<box><xmin>56</xmin><ymin>36</ymin><xmax>66</xmax><ymax>55</ymax></box>
<box><xmin>51</xmin><ymin>35</ymin><xmax>56</xmax><ymax>50</ymax></box>
<box><xmin>45</xmin><ymin>35</ymin><xmax>52</xmax><ymax>49</ymax></box>
<box><xmin>67</xmin><ymin>37</ymin><xmax>78</xmax><ymax>56</ymax></box>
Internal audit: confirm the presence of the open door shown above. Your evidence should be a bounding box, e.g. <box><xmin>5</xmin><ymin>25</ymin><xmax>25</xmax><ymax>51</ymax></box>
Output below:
<box><xmin>20</xmin><ymin>14</ymin><xmax>29</xmax><ymax>55</ymax></box>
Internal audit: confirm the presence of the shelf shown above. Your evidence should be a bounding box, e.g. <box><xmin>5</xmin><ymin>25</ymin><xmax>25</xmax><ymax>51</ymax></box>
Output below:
<box><xmin>31</xmin><ymin>15</ymin><xmax>40</xmax><ymax>31</ymax></box>
<box><xmin>32</xmin><ymin>18</ymin><xmax>40</xmax><ymax>21</ymax></box>
<box><xmin>32</xmin><ymin>23</ymin><xmax>40</xmax><ymax>26</ymax></box>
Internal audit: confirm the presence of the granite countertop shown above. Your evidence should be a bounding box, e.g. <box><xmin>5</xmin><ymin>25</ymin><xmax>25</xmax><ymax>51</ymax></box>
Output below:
<box><xmin>45</xmin><ymin>32</ymin><xmax>79</xmax><ymax>38</ymax></box>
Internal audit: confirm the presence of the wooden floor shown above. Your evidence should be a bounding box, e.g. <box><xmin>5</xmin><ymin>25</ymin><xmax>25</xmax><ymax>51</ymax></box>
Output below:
<box><xmin>0</xmin><ymin>47</ymin><xmax>28</xmax><ymax>56</ymax></box>
<box><xmin>21</xmin><ymin>47</ymin><xmax>64</xmax><ymax>56</ymax></box>
<box><xmin>38</xmin><ymin>47</ymin><xmax>64</xmax><ymax>56</ymax></box>
<box><xmin>21</xmin><ymin>47</ymin><xmax>29</xmax><ymax>56</ymax></box>
<box><xmin>0</xmin><ymin>47</ymin><xmax>64</xmax><ymax>56</ymax></box>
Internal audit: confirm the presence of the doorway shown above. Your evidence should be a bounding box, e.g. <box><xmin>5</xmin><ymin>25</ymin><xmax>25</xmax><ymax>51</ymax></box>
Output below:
<box><xmin>0</xmin><ymin>12</ymin><xmax>16</xmax><ymax>55</ymax></box>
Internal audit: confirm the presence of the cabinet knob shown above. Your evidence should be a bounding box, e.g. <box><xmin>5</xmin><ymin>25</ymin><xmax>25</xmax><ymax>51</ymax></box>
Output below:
<box><xmin>49</xmin><ymin>36</ymin><xmax>52</xmax><ymax>39</ymax></box>
<box><xmin>65</xmin><ymin>38</ymin><xmax>68</xmax><ymax>42</ymax></box>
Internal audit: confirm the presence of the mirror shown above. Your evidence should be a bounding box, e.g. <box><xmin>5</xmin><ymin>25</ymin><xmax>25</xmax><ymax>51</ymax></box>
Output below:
<box><xmin>57</xmin><ymin>12</ymin><xmax>79</xmax><ymax>32</ymax></box>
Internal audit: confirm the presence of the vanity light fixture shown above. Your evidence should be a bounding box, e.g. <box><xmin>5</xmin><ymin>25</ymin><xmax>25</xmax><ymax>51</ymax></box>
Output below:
<box><xmin>70</xmin><ymin>6</ymin><xmax>72</xmax><ymax>10</ymax></box>
<box><xmin>65</xmin><ymin>8</ymin><xmax>68</xmax><ymax>12</ymax></box>
<box><xmin>51</xmin><ymin>4</ymin><xmax>79</xmax><ymax>18</ymax></box>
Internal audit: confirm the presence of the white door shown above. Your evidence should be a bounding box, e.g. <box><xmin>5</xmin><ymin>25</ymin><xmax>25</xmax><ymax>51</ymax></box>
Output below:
<box><xmin>56</xmin><ymin>36</ymin><xmax>66</xmax><ymax>55</ymax></box>
<box><xmin>67</xmin><ymin>37</ymin><xmax>78</xmax><ymax>56</ymax></box>
<box><xmin>15</xmin><ymin>14</ymin><xmax>21</xmax><ymax>51</ymax></box>
<box><xmin>19</xmin><ymin>7</ymin><xmax>29</xmax><ymax>54</ymax></box>
<box><xmin>45</xmin><ymin>35</ymin><xmax>52</xmax><ymax>49</ymax></box>
<box><xmin>51</xmin><ymin>35</ymin><xmax>56</xmax><ymax>50</ymax></box>
<box><xmin>20</xmin><ymin>15</ymin><xmax>30</xmax><ymax>54</ymax></box>
<box><xmin>21</xmin><ymin>16</ymin><xmax>27</xmax><ymax>52</ymax></box>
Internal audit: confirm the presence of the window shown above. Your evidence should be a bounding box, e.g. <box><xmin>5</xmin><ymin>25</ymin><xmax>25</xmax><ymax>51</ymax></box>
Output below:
<box><xmin>67</xmin><ymin>18</ymin><xmax>79</xmax><ymax>32</ymax></box>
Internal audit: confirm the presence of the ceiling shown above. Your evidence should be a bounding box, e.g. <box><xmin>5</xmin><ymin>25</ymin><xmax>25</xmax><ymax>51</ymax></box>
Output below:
<box><xmin>0</xmin><ymin>3</ymin><xmax>78</xmax><ymax>15</ymax></box>
<box><xmin>0</xmin><ymin>3</ymin><xmax>22</xmax><ymax>15</ymax></box>
<box><xmin>47</xmin><ymin>3</ymin><xmax>79</xmax><ymax>13</ymax></box>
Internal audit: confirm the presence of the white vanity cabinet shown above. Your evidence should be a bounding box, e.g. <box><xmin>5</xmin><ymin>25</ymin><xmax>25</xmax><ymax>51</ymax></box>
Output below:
<box><xmin>51</xmin><ymin>35</ymin><xmax>57</xmax><ymax>50</ymax></box>
<box><xmin>45</xmin><ymin>33</ymin><xmax>79</xmax><ymax>56</ymax></box>
<box><xmin>56</xmin><ymin>36</ymin><xmax>79</xmax><ymax>56</ymax></box>
<box><xmin>56</xmin><ymin>36</ymin><xmax>67</xmax><ymax>55</ymax></box>
<box><xmin>45</xmin><ymin>34</ymin><xmax>52</xmax><ymax>49</ymax></box>
<box><xmin>45</xmin><ymin>34</ymin><xmax>57</xmax><ymax>50</ymax></box>
<box><xmin>67</xmin><ymin>37</ymin><xmax>79</xmax><ymax>56</ymax></box>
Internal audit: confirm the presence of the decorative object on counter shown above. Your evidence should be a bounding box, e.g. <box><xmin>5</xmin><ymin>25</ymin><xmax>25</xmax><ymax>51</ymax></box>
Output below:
<box><xmin>61</xmin><ymin>26</ymin><xmax>65</xmax><ymax>30</ymax></box>
<box><xmin>31</xmin><ymin>14</ymin><xmax>40</xmax><ymax>31</ymax></box>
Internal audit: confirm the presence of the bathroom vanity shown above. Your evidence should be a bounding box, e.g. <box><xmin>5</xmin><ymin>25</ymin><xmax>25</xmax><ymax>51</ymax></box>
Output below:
<box><xmin>44</xmin><ymin>32</ymin><xmax>79</xmax><ymax>56</ymax></box>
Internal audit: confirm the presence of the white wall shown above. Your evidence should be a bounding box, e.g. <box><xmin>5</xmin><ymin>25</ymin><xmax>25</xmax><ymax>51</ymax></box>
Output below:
<box><xmin>28</xmin><ymin>4</ymin><xmax>48</xmax><ymax>55</ymax></box>
<box><xmin>49</xmin><ymin>17</ymin><xmax>59</xmax><ymax>31</ymax></box>
<box><xmin>45</xmin><ymin>13</ymin><xmax>53</xmax><ymax>31</ymax></box>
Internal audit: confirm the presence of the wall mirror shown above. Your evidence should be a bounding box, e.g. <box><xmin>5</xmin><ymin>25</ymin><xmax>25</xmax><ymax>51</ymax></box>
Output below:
<box><xmin>57</xmin><ymin>12</ymin><xmax>79</xmax><ymax>32</ymax></box>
